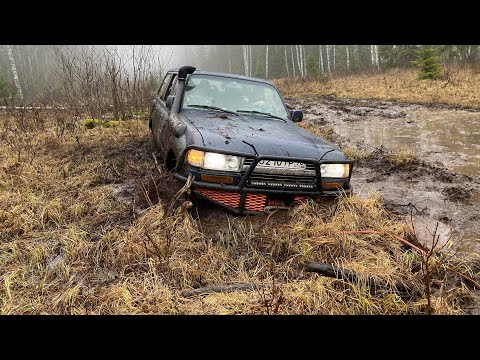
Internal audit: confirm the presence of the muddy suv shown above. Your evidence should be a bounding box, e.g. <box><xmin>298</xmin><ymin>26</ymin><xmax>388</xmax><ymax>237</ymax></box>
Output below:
<box><xmin>149</xmin><ymin>66</ymin><xmax>354</xmax><ymax>214</ymax></box>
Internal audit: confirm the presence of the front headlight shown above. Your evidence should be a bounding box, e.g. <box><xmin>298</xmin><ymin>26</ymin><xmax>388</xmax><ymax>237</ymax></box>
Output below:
<box><xmin>320</xmin><ymin>163</ymin><xmax>350</xmax><ymax>178</ymax></box>
<box><xmin>187</xmin><ymin>150</ymin><xmax>244</xmax><ymax>172</ymax></box>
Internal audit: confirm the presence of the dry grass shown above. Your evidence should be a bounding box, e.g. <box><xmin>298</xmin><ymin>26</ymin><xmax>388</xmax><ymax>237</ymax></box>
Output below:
<box><xmin>297</xmin><ymin>122</ymin><xmax>419</xmax><ymax>166</ymax></box>
<box><xmin>388</xmin><ymin>149</ymin><xmax>418</xmax><ymax>166</ymax></box>
<box><xmin>275</xmin><ymin>66</ymin><xmax>480</xmax><ymax>109</ymax></box>
<box><xmin>296</xmin><ymin>122</ymin><xmax>337</xmax><ymax>143</ymax></box>
<box><xmin>0</xmin><ymin>111</ymin><xmax>476</xmax><ymax>314</ymax></box>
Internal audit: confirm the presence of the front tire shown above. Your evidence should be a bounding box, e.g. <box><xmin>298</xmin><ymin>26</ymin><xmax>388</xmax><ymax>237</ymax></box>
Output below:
<box><xmin>166</xmin><ymin>150</ymin><xmax>177</xmax><ymax>172</ymax></box>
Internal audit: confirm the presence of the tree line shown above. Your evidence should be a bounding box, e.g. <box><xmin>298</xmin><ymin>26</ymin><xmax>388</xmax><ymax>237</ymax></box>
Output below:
<box><xmin>0</xmin><ymin>45</ymin><xmax>477</xmax><ymax>110</ymax></box>
<box><xmin>185</xmin><ymin>45</ymin><xmax>478</xmax><ymax>80</ymax></box>
<box><xmin>0</xmin><ymin>45</ymin><xmax>171</xmax><ymax>119</ymax></box>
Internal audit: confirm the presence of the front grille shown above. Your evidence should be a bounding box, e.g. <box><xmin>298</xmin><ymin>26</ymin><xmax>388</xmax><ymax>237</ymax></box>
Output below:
<box><xmin>195</xmin><ymin>188</ymin><xmax>266</xmax><ymax>212</ymax></box>
<box><xmin>243</xmin><ymin>157</ymin><xmax>255</xmax><ymax>169</ymax></box>
<box><xmin>242</xmin><ymin>157</ymin><xmax>317</xmax><ymax>190</ymax></box>
<box><xmin>195</xmin><ymin>189</ymin><xmax>241</xmax><ymax>208</ymax></box>
<box><xmin>246</xmin><ymin>170</ymin><xmax>317</xmax><ymax>190</ymax></box>
<box><xmin>244</xmin><ymin>193</ymin><xmax>267</xmax><ymax>212</ymax></box>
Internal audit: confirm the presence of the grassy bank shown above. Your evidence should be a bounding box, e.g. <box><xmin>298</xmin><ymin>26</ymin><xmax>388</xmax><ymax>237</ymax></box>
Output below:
<box><xmin>1</xmin><ymin>113</ymin><xmax>477</xmax><ymax>314</ymax></box>
<box><xmin>275</xmin><ymin>66</ymin><xmax>480</xmax><ymax>108</ymax></box>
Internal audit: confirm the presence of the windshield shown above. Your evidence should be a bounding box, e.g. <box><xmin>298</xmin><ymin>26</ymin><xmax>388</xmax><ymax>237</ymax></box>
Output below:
<box><xmin>182</xmin><ymin>74</ymin><xmax>289</xmax><ymax>120</ymax></box>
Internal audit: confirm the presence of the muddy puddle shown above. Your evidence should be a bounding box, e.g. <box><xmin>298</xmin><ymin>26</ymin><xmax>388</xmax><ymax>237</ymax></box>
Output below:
<box><xmin>333</xmin><ymin>108</ymin><xmax>480</xmax><ymax>177</ymax></box>
<box><xmin>296</xmin><ymin>96</ymin><xmax>480</xmax><ymax>255</ymax></box>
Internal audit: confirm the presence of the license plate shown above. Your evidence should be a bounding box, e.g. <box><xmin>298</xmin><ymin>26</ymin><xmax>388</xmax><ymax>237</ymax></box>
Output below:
<box><xmin>256</xmin><ymin>160</ymin><xmax>306</xmax><ymax>170</ymax></box>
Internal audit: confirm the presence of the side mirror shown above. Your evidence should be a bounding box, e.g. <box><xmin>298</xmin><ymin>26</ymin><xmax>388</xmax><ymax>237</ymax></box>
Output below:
<box><xmin>290</xmin><ymin>109</ymin><xmax>303</xmax><ymax>122</ymax></box>
<box><xmin>166</xmin><ymin>95</ymin><xmax>175</xmax><ymax>110</ymax></box>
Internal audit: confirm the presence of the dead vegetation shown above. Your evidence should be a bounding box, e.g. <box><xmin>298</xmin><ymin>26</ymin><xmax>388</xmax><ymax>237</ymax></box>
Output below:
<box><xmin>1</xmin><ymin>110</ymin><xmax>478</xmax><ymax>315</ymax></box>
<box><xmin>298</xmin><ymin>122</ymin><xmax>419</xmax><ymax>167</ymax></box>
<box><xmin>275</xmin><ymin>66</ymin><xmax>480</xmax><ymax>109</ymax></box>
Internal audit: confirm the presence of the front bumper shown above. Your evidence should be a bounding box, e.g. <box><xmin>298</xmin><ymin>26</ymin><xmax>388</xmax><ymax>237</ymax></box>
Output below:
<box><xmin>174</xmin><ymin>148</ymin><xmax>354</xmax><ymax>215</ymax></box>
<box><xmin>173</xmin><ymin>173</ymin><xmax>352</xmax><ymax>215</ymax></box>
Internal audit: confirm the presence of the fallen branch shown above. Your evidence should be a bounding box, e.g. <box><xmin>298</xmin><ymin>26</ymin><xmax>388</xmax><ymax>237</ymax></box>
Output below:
<box><xmin>181</xmin><ymin>283</ymin><xmax>260</xmax><ymax>298</ymax></box>
<box><xmin>304</xmin><ymin>261</ymin><xmax>421</xmax><ymax>296</ymax></box>
<box><xmin>445</xmin><ymin>266</ymin><xmax>480</xmax><ymax>289</ymax></box>
<box><xmin>151</xmin><ymin>152</ymin><xmax>164</xmax><ymax>176</ymax></box>
<box><xmin>304</xmin><ymin>262</ymin><xmax>359</xmax><ymax>283</ymax></box>
<box><xmin>167</xmin><ymin>173</ymin><xmax>194</xmax><ymax>217</ymax></box>
<box><xmin>265</xmin><ymin>209</ymin><xmax>280</xmax><ymax>223</ymax></box>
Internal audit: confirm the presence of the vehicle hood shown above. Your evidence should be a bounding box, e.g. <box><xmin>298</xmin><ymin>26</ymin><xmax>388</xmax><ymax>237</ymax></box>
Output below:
<box><xmin>183</xmin><ymin>110</ymin><xmax>343</xmax><ymax>160</ymax></box>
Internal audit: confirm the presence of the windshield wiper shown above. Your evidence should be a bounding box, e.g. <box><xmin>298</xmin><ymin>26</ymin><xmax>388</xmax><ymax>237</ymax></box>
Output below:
<box><xmin>187</xmin><ymin>104</ymin><xmax>239</xmax><ymax>116</ymax></box>
<box><xmin>235</xmin><ymin>110</ymin><xmax>287</xmax><ymax>121</ymax></box>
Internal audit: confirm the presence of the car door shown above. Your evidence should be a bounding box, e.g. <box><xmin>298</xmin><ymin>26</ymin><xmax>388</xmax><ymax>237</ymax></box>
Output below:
<box><xmin>157</xmin><ymin>75</ymin><xmax>179</xmax><ymax>156</ymax></box>
<box><xmin>151</xmin><ymin>72</ymin><xmax>174</xmax><ymax>153</ymax></box>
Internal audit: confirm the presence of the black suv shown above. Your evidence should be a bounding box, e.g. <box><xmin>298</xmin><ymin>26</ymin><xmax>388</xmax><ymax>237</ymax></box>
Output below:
<box><xmin>149</xmin><ymin>66</ymin><xmax>353</xmax><ymax>214</ymax></box>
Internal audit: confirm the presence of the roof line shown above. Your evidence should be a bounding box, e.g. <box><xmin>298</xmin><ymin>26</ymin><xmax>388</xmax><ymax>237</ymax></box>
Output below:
<box><xmin>167</xmin><ymin>67</ymin><xmax>272</xmax><ymax>85</ymax></box>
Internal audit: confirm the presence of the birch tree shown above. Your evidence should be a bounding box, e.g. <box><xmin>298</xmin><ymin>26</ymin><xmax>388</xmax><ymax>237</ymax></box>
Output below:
<box><xmin>295</xmin><ymin>45</ymin><xmax>303</xmax><ymax>77</ymax></box>
<box><xmin>346</xmin><ymin>45</ymin><xmax>350</xmax><ymax>71</ymax></box>
<box><xmin>295</xmin><ymin>45</ymin><xmax>300</xmax><ymax>77</ymax></box>
<box><xmin>333</xmin><ymin>45</ymin><xmax>336</xmax><ymax>71</ymax></box>
<box><xmin>242</xmin><ymin>45</ymin><xmax>248</xmax><ymax>76</ymax></box>
<box><xmin>319</xmin><ymin>45</ymin><xmax>324</xmax><ymax>73</ymax></box>
<box><xmin>304</xmin><ymin>45</ymin><xmax>307</xmax><ymax>76</ymax></box>
<box><xmin>284</xmin><ymin>45</ymin><xmax>290</xmax><ymax>77</ymax></box>
<box><xmin>326</xmin><ymin>45</ymin><xmax>331</xmax><ymax>73</ymax></box>
<box><xmin>265</xmin><ymin>45</ymin><xmax>269</xmax><ymax>79</ymax></box>
<box><xmin>370</xmin><ymin>45</ymin><xmax>380</xmax><ymax>70</ymax></box>
<box><xmin>27</xmin><ymin>49</ymin><xmax>36</xmax><ymax>93</ymax></box>
<box><xmin>227</xmin><ymin>45</ymin><xmax>232</xmax><ymax>73</ymax></box>
<box><xmin>249</xmin><ymin>45</ymin><xmax>252</xmax><ymax>77</ymax></box>
<box><xmin>6</xmin><ymin>45</ymin><xmax>23</xmax><ymax>100</ymax></box>
<box><xmin>291</xmin><ymin>45</ymin><xmax>296</xmax><ymax>77</ymax></box>
<box><xmin>352</xmin><ymin>45</ymin><xmax>360</xmax><ymax>70</ymax></box>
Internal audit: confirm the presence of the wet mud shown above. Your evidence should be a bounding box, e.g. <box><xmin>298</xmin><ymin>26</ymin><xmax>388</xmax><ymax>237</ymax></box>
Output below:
<box><xmin>288</xmin><ymin>95</ymin><xmax>480</xmax><ymax>255</ymax></box>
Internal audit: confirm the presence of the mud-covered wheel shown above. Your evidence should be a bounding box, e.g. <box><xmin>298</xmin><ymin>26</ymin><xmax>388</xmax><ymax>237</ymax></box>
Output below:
<box><xmin>165</xmin><ymin>150</ymin><xmax>177</xmax><ymax>172</ymax></box>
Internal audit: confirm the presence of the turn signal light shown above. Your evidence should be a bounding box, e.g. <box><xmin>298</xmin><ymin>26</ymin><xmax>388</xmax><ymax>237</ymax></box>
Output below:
<box><xmin>321</xmin><ymin>182</ymin><xmax>343</xmax><ymax>189</ymax></box>
<box><xmin>187</xmin><ymin>149</ymin><xmax>204</xmax><ymax>167</ymax></box>
<box><xmin>200</xmin><ymin>174</ymin><xmax>234</xmax><ymax>184</ymax></box>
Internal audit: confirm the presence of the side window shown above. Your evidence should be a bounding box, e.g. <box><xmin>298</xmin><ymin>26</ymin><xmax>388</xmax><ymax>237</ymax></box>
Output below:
<box><xmin>163</xmin><ymin>74</ymin><xmax>177</xmax><ymax>101</ymax></box>
<box><xmin>158</xmin><ymin>73</ymin><xmax>173</xmax><ymax>100</ymax></box>
<box><xmin>167</xmin><ymin>77</ymin><xmax>179</xmax><ymax>98</ymax></box>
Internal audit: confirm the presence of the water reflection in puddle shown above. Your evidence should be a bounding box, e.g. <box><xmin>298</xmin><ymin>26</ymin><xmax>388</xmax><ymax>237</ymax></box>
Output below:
<box><xmin>335</xmin><ymin>109</ymin><xmax>480</xmax><ymax>176</ymax></box>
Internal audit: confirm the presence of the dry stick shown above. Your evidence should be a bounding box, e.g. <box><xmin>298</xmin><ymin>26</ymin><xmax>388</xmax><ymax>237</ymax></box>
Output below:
<box><xmin>422</xmin><ymin>224</ymin><xmax>438</xmax><ymax>314</ymax></box>
<box><xmin>132</xmin><ymin>175</ymin><xmax>153</xmax><ymax>207</ymax></box>
<box><xmin>144</xmin><ymin>232</ymin><xmax>163</xmax><ymax>262</ymax></box>
<box><xmin>151</xmin><ymin>152</ymin><xmax>163</xmax><ymax>176</ymax></box>
<box><xmin>167</xmin><ymin>173</ymin><xmax>194</xmax><ymax>217</ymax></box>
<box><xmin>265</xmin><ymin>209</ymin><xmax>280</xmax><ymax>223</ymax></box>
<box><xmin>150</xmin><ymin>173</ymin><xmax>161</xmax><ymax>204</ymax></box>
<box><xmin>340</xmin><ymin>230</ymin><xmax>480</xmax><ymax>289</ymax></box>
<box><xmin>446</xmin><ymin>266</ymin><xmax>480</xmax><ymax>289</ymax></box>
<box><xmin>181</xmin><ymin>283</ymin><xmax>261</xmax><ymax>298</ymax></box>
<box><xmin>125</xmin><ymin>161</ymin><xmax>153</xmax><ymax>207</ymax></box>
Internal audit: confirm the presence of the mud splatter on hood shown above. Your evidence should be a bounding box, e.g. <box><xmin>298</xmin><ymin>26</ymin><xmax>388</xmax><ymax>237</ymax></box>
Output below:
<box><xmin>184</xmin><ymin>109</ymin><xmax>344</xmax><ymax>160</ymax></box>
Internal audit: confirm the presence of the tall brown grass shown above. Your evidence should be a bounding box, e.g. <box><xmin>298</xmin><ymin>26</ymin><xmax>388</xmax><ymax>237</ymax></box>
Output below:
<box><xmin>275</xmin><ymin>66</ymin><xmax>480</xmax><ymax>108</ymax></box>
<box><xmin>0</xmin><ymin>111</ymin><xmax>477</xmax><ymax>314</ymax></box>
